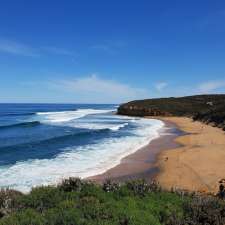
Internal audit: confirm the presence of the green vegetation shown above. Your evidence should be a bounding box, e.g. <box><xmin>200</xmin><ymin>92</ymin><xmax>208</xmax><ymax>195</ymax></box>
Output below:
<box><xmin>0</xmin><ymin>178</ymin><xmax>225</xmax><ymax>225</ymax></box>
<box><xmin>118</xmin><ymin>94</ymin><xmax>225</xmax><ymax>130</ymax></box>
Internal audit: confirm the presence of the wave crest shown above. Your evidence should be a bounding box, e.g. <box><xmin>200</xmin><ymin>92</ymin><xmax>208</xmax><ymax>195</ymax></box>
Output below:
<box><xmin>0</xmin><ymin>121</ymin><xmax>40</xmax><ymax>130</ymax></box>
<box><xmin>36</xmin><ymin>109</ymin><xmax>113</xmax><ymax>123</ymax></box>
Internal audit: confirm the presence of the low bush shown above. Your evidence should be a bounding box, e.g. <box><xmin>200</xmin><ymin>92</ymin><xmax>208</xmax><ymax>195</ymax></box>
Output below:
<box><xmin>125</xmin><ymin>179</ymin><xmax>161</xmax><ymax>196</ymax></box>
<box><xmin>182</xmin><ymin>195</ymin><xmax>225</xmax><ymax>225</ymax></box>
<box><xmin>0</xmin><ymin>178</ymin><xmax>224</xmax><ymax>225</ymax></box>
<box><xmin>59</xmin><ymin>177</ymin><xmax>83</xmax><ymax>192</ymax></box>
<box><xmin>0</xmin><ymin>189</ymin><xmax>23</xmax><ymax>218</ymax></box>
<box><xmin>18</xmin><ymin>186</ymin><xmax>64</xmax><ymax>212</ymax></box>
<box><xmin>103</xmin><ymin>179</ymin><xmax>119</xmax><ymax>193</ymax></box>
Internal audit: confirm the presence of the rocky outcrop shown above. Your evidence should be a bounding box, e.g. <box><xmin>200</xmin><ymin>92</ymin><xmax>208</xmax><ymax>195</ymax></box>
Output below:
<box><xmin>117</xmin><ymin>94</ymin><xmax>225</xmax><ymax>130</ymax></box>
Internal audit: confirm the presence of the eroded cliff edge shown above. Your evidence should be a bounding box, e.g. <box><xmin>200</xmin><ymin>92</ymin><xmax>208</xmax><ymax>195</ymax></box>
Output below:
<box><xmin>117</xmin><ymin>94</ymin><xmax>225</xmax><ymax>130</ymax></box>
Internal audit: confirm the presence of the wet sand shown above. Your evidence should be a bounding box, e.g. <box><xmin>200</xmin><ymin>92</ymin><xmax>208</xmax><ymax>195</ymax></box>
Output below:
<box><xmin>89</xmin><ymin>120</ymin><xmax>184</xmax><ymax>183</ymax></box>
<box><xmin>91</xmin><ymin>116</ymin><xmax>225</xmax><ymax>194</ymax></box>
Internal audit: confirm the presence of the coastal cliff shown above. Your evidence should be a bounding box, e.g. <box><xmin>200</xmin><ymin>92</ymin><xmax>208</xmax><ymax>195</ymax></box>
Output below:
<box><xmin>118</xmin><ymin>94</ymin><xmax>225</xmax><ymax>130</ymax></box>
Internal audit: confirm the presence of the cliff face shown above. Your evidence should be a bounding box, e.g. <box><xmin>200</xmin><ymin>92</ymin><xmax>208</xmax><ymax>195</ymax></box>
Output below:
<box><xmin>117</xmin><ymin>105</ymin><xmax>172</xmax><ymax>117</ymax></box>
<box><xmin>117</xmin><ymin>94</ymin><xmax>225</xmax><ymax>130</ymax></box>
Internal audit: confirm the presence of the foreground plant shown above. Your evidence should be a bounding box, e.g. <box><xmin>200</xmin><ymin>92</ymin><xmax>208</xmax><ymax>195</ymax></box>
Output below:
<box><xmin>0</xmin><ymin>178</ymin><xmax>224</xmax><ymax>225</ymax></box>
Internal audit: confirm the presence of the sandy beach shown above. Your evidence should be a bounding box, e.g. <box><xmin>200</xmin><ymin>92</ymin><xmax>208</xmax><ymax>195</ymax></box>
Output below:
<box><xmin>91</xmin><ymin>117</ymin><xmax>225</xmax><ymax>194</ymax></box>
<box><xmin>155</xmin><ymin>117</ymin><xmax>225</xmax><ymax>193</ymax></box>
<box><xmin>90</xmin><ymin>120</ymin><xmax>183</xmax><ymax>182</ymax></box>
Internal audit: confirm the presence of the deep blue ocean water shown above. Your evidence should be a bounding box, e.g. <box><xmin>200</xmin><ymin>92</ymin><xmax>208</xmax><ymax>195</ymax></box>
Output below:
<box><xmin>0</xmin><ymin>103</ymin><xmax>164</xmax><ymax>192</ymax></box>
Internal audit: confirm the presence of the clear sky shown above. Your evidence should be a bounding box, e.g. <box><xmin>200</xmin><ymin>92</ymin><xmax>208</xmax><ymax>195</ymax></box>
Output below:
<box><xmin>0</xmin><ymin>0</ymin><xmax>225</xmax><ymax>103</ymax></box>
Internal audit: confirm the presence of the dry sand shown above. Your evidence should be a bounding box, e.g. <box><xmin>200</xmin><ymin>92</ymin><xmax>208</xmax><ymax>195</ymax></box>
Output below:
<box><xmin>91</xmin><ymin>117</ymin><xmax>225</xmax><ymax>194</ymax></box>
<box><xmin>155</xmin><ymin>117</ymin><xmax>225</xmax><ymax>193</ymax></box>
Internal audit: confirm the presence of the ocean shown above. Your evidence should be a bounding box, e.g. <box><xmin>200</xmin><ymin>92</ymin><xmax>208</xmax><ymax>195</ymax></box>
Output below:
<box><xmin>0</xmin><ymin>103</ymin><xmax>164</xmax><ymax>192</ymax></box>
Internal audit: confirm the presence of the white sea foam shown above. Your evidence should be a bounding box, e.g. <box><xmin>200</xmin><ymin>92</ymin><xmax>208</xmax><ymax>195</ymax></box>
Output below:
<box><xmin>0</xmin><ymin>118</ymin><xmax>164</xmax><ymax>193</ymax></box>
<box><xmin>66</xmin><ymin>120</ymin><xmax>129</xmax><ymax>131</ymax></box>
<box><xmin>36</xmin><ymin>109</ymin><xmax>113</xmax><ymax>123</ymax></box>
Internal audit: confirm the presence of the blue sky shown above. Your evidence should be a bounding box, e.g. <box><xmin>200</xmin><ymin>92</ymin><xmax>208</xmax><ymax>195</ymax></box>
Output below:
<box><xmin>0</xmin><ymin>0</ymin><xmax>225</xmax><ymax>103</ymax></box>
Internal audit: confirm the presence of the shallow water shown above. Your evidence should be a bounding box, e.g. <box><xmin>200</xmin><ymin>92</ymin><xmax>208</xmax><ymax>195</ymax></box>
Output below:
<box><xmin>0</xmin><ymin>103</ymin><xmax>164</xmax><ymax>192</ymax></box>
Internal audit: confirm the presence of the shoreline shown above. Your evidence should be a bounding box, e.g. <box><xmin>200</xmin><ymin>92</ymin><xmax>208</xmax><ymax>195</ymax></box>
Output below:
<box><xmin>91</xmin><ymin>116</ymin><xmax>225</xmax><ymax>194</ymax></box>
<box><xmin>89</xmin><ymin>119</ymin><xmax>184</xmax><ymax>183</ymax></box>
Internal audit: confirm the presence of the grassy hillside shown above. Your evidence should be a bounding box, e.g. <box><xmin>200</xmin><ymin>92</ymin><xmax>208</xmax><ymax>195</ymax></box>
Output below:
<box><xmin>0</xmin><ymin>178</ymin><xmax>225</xmax><ymax>225</ymax></box>
<box><xmin>117</xmin><ymin>94</ymin><xmax>225</xmax><ymax>130</ymax></box>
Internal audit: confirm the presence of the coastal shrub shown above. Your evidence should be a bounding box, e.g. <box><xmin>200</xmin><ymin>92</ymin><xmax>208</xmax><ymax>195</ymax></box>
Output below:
<box><xmin>182</xmin><ymin>195</ymin><xmax>225</xmax><ymax>225</ymax></box>
<box><xmin>18</xmin><ymin>186</ymin><xmax>64</xmax><ymax>212</ymax></box>
<box><xmin>166</xmin><ymin>195</ymin><xmax>225</xmax><ymax>225</ymax></box>
<box><xmin>125</xmin><ymin>179</ymin><xmax>161</xmax><ymax>196</ymax></box>
<box><xmin>0</xmin><ymin>189</ymin><xmax>23</xmax><ymax>218</ymax></box>
<box><xmin>217</xmin><ymin>183</ymin><xmax>225</xmax><ymax>200</ymax></box>
<box><xmin>59</xmin><ymin>177</ymin><xmax>83</xmax><ymax>192</ymax></box>
<box><xmin>78</xmin><ymin>181</ymin><xmax>102</xmax><ymax>198</ymax></box>
<box><xmin>44</xmin><ymin>202</ymin><xmax>80</xmax><ymax>225</ymax></box>
<box><xmin>103</xmin><ymin>179</ymin><xmax>119</xmax><ymax>192</ymax></box>
<box><xmin>118</xmin><ymin>94</ymin><xmax>225</xmax><ymax>130</ymax></box>
<box><xmin>0</xmin><ymin>178</ymin><xmax>225</xmax><ymax>225</ymax></box>
<box><xmin>0</xmin><ymin>208</ymin><xmax>45</xmax><ymax>225</ymax></box>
